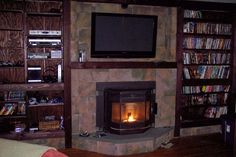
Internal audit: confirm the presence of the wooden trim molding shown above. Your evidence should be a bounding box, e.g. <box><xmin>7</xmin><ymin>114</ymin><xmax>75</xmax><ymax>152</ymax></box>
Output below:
<box><xmin>73</xmin><ymin>0</ymin><xmax>236</xmax><ymax>10</ymax></box>
<box><xmin>63</xmin><ymin>0</ymin><xmax>72</xmax><ymax>148</ymax></box>
<box><xmin>70</xmin><ymin>61</ymin><xmax>177</xmax><ymax>69</ymax></box>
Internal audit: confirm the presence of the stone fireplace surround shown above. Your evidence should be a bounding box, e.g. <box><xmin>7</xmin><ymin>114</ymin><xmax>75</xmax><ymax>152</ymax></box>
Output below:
<box><xmin>69</xmin><ymin>1</ymin><xmax>177</xmax><ymax>154</ymax></box>
<box><xmin>71</xmin><ymin>68</ymin><xmax>176</xmax><ymax>155</ymax></box>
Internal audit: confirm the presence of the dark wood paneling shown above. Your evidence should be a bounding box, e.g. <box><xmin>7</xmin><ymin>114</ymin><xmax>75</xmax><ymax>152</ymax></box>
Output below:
<box><xmin>63</xmin><ymin>0</ymin><xmax>72</xmax><ymax>148</ymax></box>
<box><xmin>28</xmin><ymin>104</ymin><xmax>64</xmax><ymax>124</ymax></box>
<box><xmin>0</xmin><ymin>67</ymin><xmax>25</xmax><ymax>84</ymax></box>
<box><xmin>74</xmin><ymin>0</ymin><xmax>180</xmax><ymax>7</ymax></box>
<box><xmin>70</xmin><ymin>61</ymin><xmax>177</xmax><ymax>69</ymax></box>
<box><xmin>0</xmin><ymin>12</ymin><xmax>23</xmax><ymax>30</ymax></box>
<box><xmin>0</xmin><ymin>1</ymin><xmax>24</xmax><ymax>11</ymax></box>
<box><xmin>0</xmin><ymin>48</ymin><xmax>24</xmax><ymax>65</ymax></box>
<box><xmin>25</xmin><ymin>1</ymin><xmax>62</xmax><ymax>13</ymax></box>
<box><xmin>73</xmin><ymin>0</ymin><xmax>236</xmax><ymax>10</ymax></box>
<box><xmin>27</xmin><ymin>16</ymin><xmax>61</xmax><ymax>30</ymax></box>
<box><xmin>0</xmin><ymin>31</ymin><xmax>23</xmax><ymax>47</ymax></box>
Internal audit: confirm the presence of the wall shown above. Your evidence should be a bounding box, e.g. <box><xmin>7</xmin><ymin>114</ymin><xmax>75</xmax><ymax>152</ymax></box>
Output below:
<box><xmin>70</xmin><ymin>1</ymin><xmax>177</xmax><ymax>135</ymax></box>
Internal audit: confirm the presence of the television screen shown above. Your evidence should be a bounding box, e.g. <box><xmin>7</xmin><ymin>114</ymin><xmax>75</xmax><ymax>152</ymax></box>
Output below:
<box><xmin>91</xmin><ymin>13</ymin><xmax>158</xmax><ymax>58</ymax></box>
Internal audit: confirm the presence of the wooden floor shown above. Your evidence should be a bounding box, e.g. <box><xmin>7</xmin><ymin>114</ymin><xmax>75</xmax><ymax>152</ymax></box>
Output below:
<box><xmin>59</xmin><ymin>133</ymin><xmax>234</xmax><ymax>157</ymax></box>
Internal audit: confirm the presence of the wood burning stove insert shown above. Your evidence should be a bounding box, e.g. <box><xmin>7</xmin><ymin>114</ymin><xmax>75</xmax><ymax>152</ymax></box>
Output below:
<box><xmin>96</xmin><ymin>81</ymin><xmax>157</xmax><ymax>135</ymax></box>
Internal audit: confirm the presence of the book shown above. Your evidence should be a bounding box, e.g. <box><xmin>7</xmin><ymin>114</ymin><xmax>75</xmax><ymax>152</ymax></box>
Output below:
<box><xmin>204</xmin><ymin>107</ymin><xmax>216</xmax><ymax>118</ymax></box>
<box><xmin>197</xmin><ymin>66</ymin><xmax>206</xmax><ymax>79</ymax></box>
<box><xmin>17</xmin><ymin>102</ymin><xmax>26</xmax><ymax>115</ymax></box>
<box><xmin>183</xmin><ymin>68</ymin><xmax>191</xmax><ymax>79</ymax></box>
<box><xmin>0</xmin><ymin>103</ymin><xmax>17</xmax><ymax>116</ymax></box>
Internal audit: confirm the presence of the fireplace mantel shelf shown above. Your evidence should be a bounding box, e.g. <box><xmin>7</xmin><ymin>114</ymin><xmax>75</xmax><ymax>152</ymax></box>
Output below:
<box><xmin>70</xmin><ymin>61</ymin><xmax>177</xmax><ymax>69</ymax></box>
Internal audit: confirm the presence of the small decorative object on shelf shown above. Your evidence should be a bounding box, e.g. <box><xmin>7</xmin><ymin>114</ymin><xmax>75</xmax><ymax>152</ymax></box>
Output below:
<box><xmin>60</xmin><ymin>116</ymin><xmax>64</xmax><ymax>130</ymax></box>
<box><xmin>78</xmin><ymin>49</ymin><xmax>86</xmax><ymax>62</ymax></box>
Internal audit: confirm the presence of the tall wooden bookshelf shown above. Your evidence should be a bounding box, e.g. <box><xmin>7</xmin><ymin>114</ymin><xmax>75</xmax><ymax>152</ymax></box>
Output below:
<box><xmin>0</xmin><ymin>0</ymin><xmax>71</xmax><ymax>147</ymax></box>
<box><xmin>175</xmin><ymin>7</ymin><xmax>235</xmax><ymax>136</ymax></box>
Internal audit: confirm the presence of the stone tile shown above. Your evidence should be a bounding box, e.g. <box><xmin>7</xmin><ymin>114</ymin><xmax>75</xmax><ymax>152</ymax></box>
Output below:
<box><xmin>78</xmin><ymin>81</ymin><xmax>96</xmax><ymax>97</ymax></box>
<box><xmin>132</xmin><ymin>5</ymin><xmax>156</xmax><ymax>15</ymax></box>
<box><xmin>74</xmin><ymin>69</ymin><xmax>93</xmax><ymax>82</ymax></box>
<box><xmin>94</xmin><ymin>3</ymin><xmax>121</xmax><ymax>13</ymax></box>
<box><xmin>154</xmin><ymin>130</ymin><xmax>173</xmax><ymax>149</ymax></box>
<box><xmin>143</xmin><ymin>69</ymin><xmax>156</xmax><ymax>81</ymax></box>
<box><xmin>78</xmin><ymin>111</ymin><xmax>97</xmax><ymax>132</ymax></box>
<box><xmin>72</xmin><ymin>114</ymin><xmax>80</xmax><ymax>133</ymax></box>
<box><xmin>116</xmin><ymin>5</ymin><xmax>133</xmax><ymax>13</ymax></box>
<box><xmin>180</xmin><ymin>125</ymin><xmax>221</xmax><ymax>136</ymax></box>
<box><xmin>91</xmin><ymin>69</ymin><xmax>109</xmax><ymax>82</ymax></box>
<box><xmin>77</xmin><ymin>12</ymin><xmax>91</xmax><ymax>28</ymax></box>
<box><xmin>108</xmin><ymin>69</ymin><xmax>138</xmax><ymax>81</ymax></box>
<box><xmin>79</xmin><ymin>28</ymin><xmax>90</xmax><ymax>44</ymax></box>
<box><xmin>71</xmin><ymin>2</ymin><xmax>94</xmax><ymax>13</ymax></box>
<box><xmin>115</xmin><ymin>141</ymin><xmax>154</xmax><ymax>155</ymax></box>
<box><xmin>131</xmin><ymin>69</ymin><xmax>156</xmax><ymax>81</ymax></box>
<box><xmin>97</xmin><ymin>141</ymin><xmax>116</xmax><ymax>155</ymax></box>
<box><xmin>75</xmin><ymin>137</ymin><xmax>97</xmax><ymax>152</ymax></box>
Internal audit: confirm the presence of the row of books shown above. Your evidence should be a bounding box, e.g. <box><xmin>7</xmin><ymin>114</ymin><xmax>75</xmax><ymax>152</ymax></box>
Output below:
<box><xmin>183</xmin><ymin>65</ymin><xmax>230</xmax><ymax>79</ymax></box>
<box><xmin>204</xmin><ymin>106</ymin><xmax>227</xmax><ymax>118</ymax></box>
<box><xmin>183</xmin><ymin>37</ymin><xmax>231</xmax><ymax>50</ymax></box>
<box><xmin>184</xmin><ymin>10</ymin><xmax>202</xmax><ymax>19</ymax></box>
<box><xmin>4</xmin><ymin>91</ymin><xmax>25</xmax><ymax>101</ymax></box>
<box><xmin>183</xmin><ymin>93</ymin><xmax>228</xmax><ymax>106</ymax></box>
<box><xmin>183</xmin><ymin>22</ymin><xmax>232</xmax><ymax>35</ymax></box>
<box><xmin>182</xmin><ymin>85</ymin><xmax>230</xmax><ymax>94</ymax></box>
<box><xmin>183</xmin><ymin>51</ymin><xmax>230</xmax><ymax>65</ymax></box>
<box><xmin>0</xmin><ymin>102</ymin><xmax>26</xmax><ymax>116</ymax></box>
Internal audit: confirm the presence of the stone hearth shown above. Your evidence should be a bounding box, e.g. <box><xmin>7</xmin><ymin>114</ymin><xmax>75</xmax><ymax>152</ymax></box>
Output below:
<box><xmin>72</xmin><ymin>127</ymin><xmax>174</xmax><ymax>156</ymax></box>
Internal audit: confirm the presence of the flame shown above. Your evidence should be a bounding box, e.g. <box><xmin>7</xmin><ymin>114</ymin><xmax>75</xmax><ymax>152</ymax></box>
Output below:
<box><xmin>127</xmin><ymin>114</ymin><xmax>136</xmax><ymax>122</ymax></box>
<box><xmin>123</xmin><ymin>112</ymin><xmax>136</xmax><ymax>122</ymax></box>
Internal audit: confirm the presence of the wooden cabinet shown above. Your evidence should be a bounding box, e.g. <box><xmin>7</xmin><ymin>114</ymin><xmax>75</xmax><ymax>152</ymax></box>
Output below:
<box><xmin>175</xmin><ymin>8</ymin><xmax>235</xmax><ymax>135</ymax></box>
<box><xmin>0</xmin><ymin>0</ymin><xmax>67</xmax><ymax>141</ymax></box>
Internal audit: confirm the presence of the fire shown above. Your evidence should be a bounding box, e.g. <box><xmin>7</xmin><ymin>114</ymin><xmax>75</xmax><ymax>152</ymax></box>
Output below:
<box><xmin>124</xmin><ymin>112</ymin><xmax>136</xmax><ymax>122</ymax></box>
<box><xmin>127</xmin><ymin>114</ymin><xmax>136</xmax><ymax>122</ymax></box>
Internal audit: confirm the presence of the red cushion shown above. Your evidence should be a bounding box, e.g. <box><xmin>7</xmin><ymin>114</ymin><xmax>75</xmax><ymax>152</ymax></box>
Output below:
<box><xmin>42</xmin><ymin>149</ymin><xmax>68</xmax><ymax>157</ymax></box>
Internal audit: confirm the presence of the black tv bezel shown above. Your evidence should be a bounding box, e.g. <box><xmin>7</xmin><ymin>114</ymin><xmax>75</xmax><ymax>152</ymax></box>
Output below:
<box><xmin>91</xmin><ymin>12</ymin><xmax>158</xmax><ymax>58</ymax></box>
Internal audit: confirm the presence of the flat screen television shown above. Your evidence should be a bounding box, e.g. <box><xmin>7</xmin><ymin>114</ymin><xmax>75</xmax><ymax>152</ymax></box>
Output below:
<box><xmin>91</xmin><ymin>13</ymin><xmax>158</xmax><ymax>58</ymax></box>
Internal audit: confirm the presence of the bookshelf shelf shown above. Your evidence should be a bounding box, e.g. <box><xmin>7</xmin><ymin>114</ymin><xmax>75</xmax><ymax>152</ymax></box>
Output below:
<box><xmin>181</xmin><ymin>118</ymin><xmax>221</xmax><ymax>128</ymax></box>
<box><xmin>0</xmin><ymin>83</ymin><xmax>64</xmax><ymax>91</ymax></box>
<box><xmin>182</xmin><ymin>79</ymin><xmax>230</xmax><ymax>85</ymax></box>
<box><xmin>181</xmin><ymin>104</ymin><xmax>228</xmax><ymax>108</ymax></box>
<box><xmin>175</xmin><ymin>8</ymin><xmax>235</xmax><ymax>136</ymax></box>
<box><xmin>0</xmin><ymin>115</ymin><xmax>27</xmax><ymax>119</ymax></box>
<box><xmin>183</xmin><ymin>33</ymin><xmax>232</xmax><ymax>38</ymax></box>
